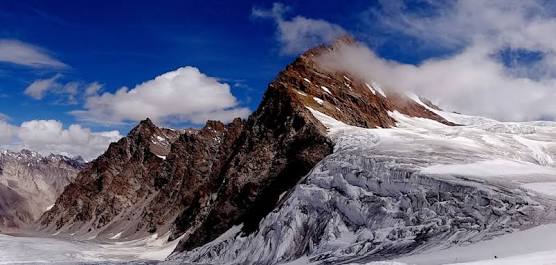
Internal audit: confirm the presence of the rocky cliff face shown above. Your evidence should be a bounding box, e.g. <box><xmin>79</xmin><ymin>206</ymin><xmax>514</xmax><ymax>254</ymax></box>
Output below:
<box><xmin>39</xmin><ymin>38</ymin><xmax>455</xmax><ymax>252</ymax></box>
<box><xmin>39</xmin><ymin>119</ymin><xmax>181</xmax><ymax>237</ymax></box>
<box><xmin>138</xmin><ymin>118</ymin><xmax>245</xmax><ymax>239</ymax></box>
<box><xmin>0</xmin><ymin>150</ymin><xmax>84</xmax><ymax>231</ymax></box>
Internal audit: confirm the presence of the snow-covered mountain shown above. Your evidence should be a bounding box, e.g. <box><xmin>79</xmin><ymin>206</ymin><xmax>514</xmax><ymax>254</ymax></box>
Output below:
<box><xmin>29</xmin><ymin>38</ymin><xmax>556</xmax><ymax>265</ymax></box>
<box><xmin>38</xmin><ymin>37</ymin><xmax>448</xmax><ymax>245</ymax></box>
<box><xmin>163</xmin><ymin>40</ymin><xmax>556</xmax><ymax>264</ymax></box>
<box><xmin>0</xmin><ymin>149</ymin><xmax>84</xmax><ymax>231</ymax></box>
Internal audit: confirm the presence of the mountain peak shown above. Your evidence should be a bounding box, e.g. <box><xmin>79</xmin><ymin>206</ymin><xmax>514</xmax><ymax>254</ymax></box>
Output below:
<box><xmin>140</xmin><ymin>117</ymin><xmax>155</xmax><ymax>125</ymax></box>
<box><xmin>272</xmin><ymin>37</ymin><xmax>453</xmax><ymax>129</ymax></box>
<box><xmin>331</xmin><ymin>34</ymin><xmax>357</xmax><ymax>47</ymax></box>
<box><xmin>128</xmin><ymin>117</ymin><xmax>160</xmax><ymax>139</ymax></box>
<box><xmin>137</xmin><ymin>117</ymin><xmax>157</xmax><ymax>129</ymax></box>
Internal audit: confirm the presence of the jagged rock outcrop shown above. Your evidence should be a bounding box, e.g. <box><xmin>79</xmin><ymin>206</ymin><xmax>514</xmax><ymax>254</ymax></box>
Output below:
<box><xmin>0</xmin><ymin>150</ymin><xmax>84</xmax><ymax>231</ymax></box>
<box><xmin>171</xmin><ymin>74</ymin><xmax>335</xmax><ymax>251</ymax></box>
<box><xmin>39</xmin><ymin>119</ymin><xmax>181</xmax><ymax>236</ymax></box>
<box><xmin>138</xmin><ymin>118</ymin><xmax>245</xmax><ymax>238</ymax></box>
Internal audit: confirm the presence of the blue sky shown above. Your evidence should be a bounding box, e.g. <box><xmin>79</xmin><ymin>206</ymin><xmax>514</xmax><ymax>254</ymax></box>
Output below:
<box><xmin>1</xmin><ymin>0</ymin><xmax>556</xmax><ymax>159</ymax></box>
<box><xmin>0</xmin><ymin>1</ymin><xmax>284</xmax><ymax>126</ymax></box>
<box><xmin>0</xmin><ymin>1</ymin><xmax>384</xmax><ymax>129</ymax></box>
<box><xmin>1</xmin><ymin>1</ymin><xmax>450</xmax><ymax>129</ymax></box>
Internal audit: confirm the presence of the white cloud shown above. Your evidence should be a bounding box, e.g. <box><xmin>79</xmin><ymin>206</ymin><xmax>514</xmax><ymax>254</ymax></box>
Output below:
<box><xmin>317</xmin><ymin>40</ymin><xmax>556</xmax><ymax>121</ymax></box>
<box><xmin>0</xmin><ymin>120</ymin><xmax>16</xmax><ymax>145</ymax></box>
<box><xmin>0</xmin><ymin>39</ymin><xmax>67</xmax><ymax>68</ymax></box>
<box><xmin>84</xmin><ymin>82</ymin><xmax>102</xmax><ymax>96</ymax></box>
<box><xmin>314</xmin><ymin>0</ymin><xmax>556</xmax><ymax>121</ymax></box>
<box><xmin>62</xmin><ymin>82</ymin><xmax>79</xmax><ymax>104</ymax></box>
<box><xmin>72</xmin><ymin>66</ymin><xmax>250</xmax><ymax>125</ymax></box>
<box><xmin>372</xmin><ymin>0</ymin><xmax>555</xmax><ymax>53</ymax></box>
<box><xmin>0</xmin><ymin>119</ymin><xmax>122</xmax><ymax>161</ymax></box>
<box><xmin>0</xmin><ymin>113</ymin><xmax>9</xmax><ymax>121</ymax></box>
<box><xmin>24</xmin><ymin>74</ymin><xmax>61</xmax><ymax>100</ymax></box>
<box><xmin>252</xmin><ymin>3</ymin><xmax>346</xmax><ymax>55</ymax></box>
<box><xmin>25</xmin><ymin>76</ymin><xmax>103</xmax><ymax>104</ymax></box>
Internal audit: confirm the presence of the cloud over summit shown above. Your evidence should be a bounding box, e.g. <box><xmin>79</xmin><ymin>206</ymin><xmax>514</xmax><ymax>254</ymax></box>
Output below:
<box><xmin>252</xmin><ymin>3</ymin><xmax>346</xmax><ymax>55</ymax></box>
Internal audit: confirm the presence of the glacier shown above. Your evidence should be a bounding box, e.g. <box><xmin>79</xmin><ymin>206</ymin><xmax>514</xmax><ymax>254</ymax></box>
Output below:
<box><xmin>0</xmin><ymin>232</ymin><xmax>179</xmax><ymax>264</ymax></box>
<box><xmin>167</xmin><ymin>105</ymin><xmax>556</xmax><ymax>265</ymax></box>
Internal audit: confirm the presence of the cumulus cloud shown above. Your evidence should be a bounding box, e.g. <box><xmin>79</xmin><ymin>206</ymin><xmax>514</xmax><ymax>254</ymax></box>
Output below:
<box><xmin>315</xmin><ymin>0</ymin><xmax>556</xmax><ymax>121</ymax></box>
<box><xmin>72</xmin><ymin>66</ymin><xmax>250</xmax><ymax>125</ymax></box>
<box><xmin>0</xmin><ymin>39</ymin><xmax>67</xmax><ymax>68</ymax></box>
<box><xmin>0</xmin><ymin>119</ymin><xmax>122</xmax><ymax>161</ymax></box>
<box><xmin>252</xmin><ymin>3</ymin><xmax>346</xmax><ymax>55</ymax></box>
<box><xmin>0</xmin><ymin>114</ymin><xmax>14</xmax><ymax>144</ymax></box>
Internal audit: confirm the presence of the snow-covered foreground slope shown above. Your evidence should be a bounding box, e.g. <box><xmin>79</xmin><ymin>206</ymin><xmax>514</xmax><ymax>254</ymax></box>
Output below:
<box><xmin>359</xmin><ymin>223</ymin><xmax>556</xmax><ymax>265</ymax></box>
<box><xmin>167</xmin><ymin>106</ymin><xmax>556</xmax><ymax>265</ymax></box>
<box><xmin>393</xmin><ymin>223</ymin><xmax>556</xmax><ymax>265</ymax></box>
<box><xmin>0</xmin><ymin>232</ymin><xmax>179</xmax><ymax>264</ymax></box>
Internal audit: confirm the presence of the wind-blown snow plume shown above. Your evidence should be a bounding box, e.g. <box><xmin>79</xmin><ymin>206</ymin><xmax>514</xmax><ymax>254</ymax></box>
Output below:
<box><xmin>315</xmin><ymin>40</ymin><xmax>556</xmax><ymax>122</ymax></box>
<box><xmin>313</xmin><ymin>0</ymin><xmax>556</xmax><ymax>122</ymax></box>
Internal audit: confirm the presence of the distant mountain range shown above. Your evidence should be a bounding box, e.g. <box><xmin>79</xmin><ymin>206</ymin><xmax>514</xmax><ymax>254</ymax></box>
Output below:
<box><xmin>0</xmin><ymin>149</ymin><xmax>84</xmax><ymax>231</ymax></box>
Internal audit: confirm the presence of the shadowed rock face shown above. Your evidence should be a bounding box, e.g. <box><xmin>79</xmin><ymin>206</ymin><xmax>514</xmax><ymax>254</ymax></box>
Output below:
<box><xmin>0</xmin><ymin>150</ymin><xmax>84</xmax><ymax>231</ymax></box>
<box><xmin>39</xmin><ymin>38</ymin><xmax>451</xmax><ymax>249</ymax></box>
<box><xmin>140</xmin><ymin>118</ymin><xmax>246</xmax><ymax>238</ymax></box>
<box><xmin>172</xmin><ymin>76</ymin><xmax>335</xmax><ymax>251</ymax></box>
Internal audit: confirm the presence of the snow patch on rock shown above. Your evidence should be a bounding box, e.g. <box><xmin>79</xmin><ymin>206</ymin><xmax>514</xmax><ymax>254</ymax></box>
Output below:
<box><xmin>320</xmin><ymin>86</ymin><xmax>332</xmax><ymax>95</ymax></box>
<box><xmin>313</xmin><ymin>97</ymin><xmax>324</xmax><ymax>105</ymax></box>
